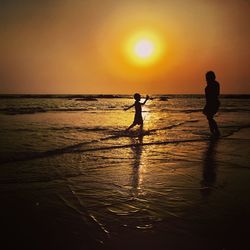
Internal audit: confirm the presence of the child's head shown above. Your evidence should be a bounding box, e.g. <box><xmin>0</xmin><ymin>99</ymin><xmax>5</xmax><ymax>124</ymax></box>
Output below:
<box><xmin>206</xmin><ymin>71</ymin><xmax>216</xmax><ymax>83</ymax></box>
<box><xmin>134</xmin><ymin>93</ymin><xmax>141</xmax><ymax>101</ymax></box>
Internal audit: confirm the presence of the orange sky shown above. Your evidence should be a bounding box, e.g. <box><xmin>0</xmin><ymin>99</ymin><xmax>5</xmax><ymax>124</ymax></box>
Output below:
<box><xmin>0</xmin><ymin>0</ymin><xmax>249</xmax><ymax>94</ymax></box>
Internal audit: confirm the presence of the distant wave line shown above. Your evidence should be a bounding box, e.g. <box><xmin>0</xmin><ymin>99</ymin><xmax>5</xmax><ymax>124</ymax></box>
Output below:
<box><xmin>1</xmin><ymin>106</ymin><xmax>250</xmax><ymax>115</ymax></box>
<box><xmin>1</xmin><ymin>94</ymin><xmax>250</xmax><ymax>99</ymax></box>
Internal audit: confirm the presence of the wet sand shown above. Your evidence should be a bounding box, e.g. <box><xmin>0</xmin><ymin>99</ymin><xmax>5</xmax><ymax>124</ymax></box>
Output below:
<box><xmin>1</xmin><ymin>128</ymin><xmax>250</xmax><ymax>250</ymax></box>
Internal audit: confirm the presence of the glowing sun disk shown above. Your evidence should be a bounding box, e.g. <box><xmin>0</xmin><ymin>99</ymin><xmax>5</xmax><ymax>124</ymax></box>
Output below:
<box><xmin>124</xmin><ymin>31</ymin><xmax>165</xmax><ymax>67</ymax></box>
<box><xmin>134</xmin><ymin>39</ymin><xmax>154</xmax><ymax>58</ymax></box>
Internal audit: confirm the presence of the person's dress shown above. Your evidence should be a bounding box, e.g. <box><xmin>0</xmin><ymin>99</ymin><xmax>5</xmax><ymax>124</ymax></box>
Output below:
<box><xmin>133</xmin><ymin>102</ymin><xmax>143</xmax><ymax>125</ymax></box>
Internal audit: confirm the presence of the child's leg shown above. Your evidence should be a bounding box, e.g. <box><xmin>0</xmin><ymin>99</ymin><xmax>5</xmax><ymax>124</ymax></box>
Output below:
<box><xmin>139</xmin><ymin>123</ymin><xmax>143</xmax><ymax>134</ymax></box>
<box><xmin>126</xmin><ymin>123</ymin><xmax>136</xmax><ymax>131</ymax></box>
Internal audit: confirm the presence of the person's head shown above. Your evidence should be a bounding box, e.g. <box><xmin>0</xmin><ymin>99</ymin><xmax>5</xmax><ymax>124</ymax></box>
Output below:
<box><xmin>206</xmin><ymin>71</ymin><xmax>216</xmax><ymax>83</ymax></box>
<box><xmin>134</xmin><ymin>93</ymin><xmax>141</xmax><ymax>101</ymax></box>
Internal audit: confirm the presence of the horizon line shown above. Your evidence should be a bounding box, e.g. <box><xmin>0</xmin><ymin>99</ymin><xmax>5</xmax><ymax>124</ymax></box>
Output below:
<box><xmin>1</xmin><ymin>93</ymin><xmax>250</xmax><ymax>96</ymax></box>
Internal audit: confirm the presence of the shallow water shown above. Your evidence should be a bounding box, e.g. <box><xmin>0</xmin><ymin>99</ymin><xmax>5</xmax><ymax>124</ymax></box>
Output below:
<box><xmin>1</xmin><ymin>95</ymin><xmax>249</xmax><ymax>158</ymax></box>
<box><xmin>1</xmin><ymin>95</ymin><xmax>250</xmax><ymax>250</ymax></box>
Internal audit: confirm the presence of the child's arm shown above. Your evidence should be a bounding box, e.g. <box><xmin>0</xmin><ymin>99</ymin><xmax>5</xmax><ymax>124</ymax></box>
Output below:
<box><xmin>142</xmin><ymin>95</ymin><xmax>149</xmax><ymax>105</ymax></box>
<box><xmin>124</xmin><ymin>103</ymin><xmax>135</xmax><ymax>111</ymax></box>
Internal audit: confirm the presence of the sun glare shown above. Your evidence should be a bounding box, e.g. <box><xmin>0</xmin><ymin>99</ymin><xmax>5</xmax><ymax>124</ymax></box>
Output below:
<box><xmin>124</xmin><ymin>31</ymin><xmax>165</xmax><ymax>67</ymax></box>
<box><xmin>134</xmin><ymin>39</ymin><xmax>154</xmax><ymax>58</ymax></box>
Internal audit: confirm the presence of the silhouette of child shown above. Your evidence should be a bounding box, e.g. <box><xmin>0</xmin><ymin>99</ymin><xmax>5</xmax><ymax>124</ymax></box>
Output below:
<box><xmin>124</xmin><ymin>93</ymin><xmax>149</xmax><ymax>133</ymax></box>
<box><xmin>203</xmin><ymin>71</ymin><xmax>221</xmax><ymax>137</ymax></box>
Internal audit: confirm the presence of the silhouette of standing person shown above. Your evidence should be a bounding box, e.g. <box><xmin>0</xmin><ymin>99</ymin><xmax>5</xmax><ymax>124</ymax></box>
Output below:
<box><xmin>124</xmin><ymin>93</ymin><xmax>149</xmax><ymax>134</ymax></box>
<box><xmin>203</xmin><ymin>71</ymin><xmax>221</xmax><ymax>137</ymax></box>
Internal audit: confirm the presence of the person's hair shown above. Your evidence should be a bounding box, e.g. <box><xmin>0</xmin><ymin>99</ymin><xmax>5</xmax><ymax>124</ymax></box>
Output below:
<box><xmin>134</xmin><ymin>93</ymin><xmax>141</xmax><ymax>101</ymax></box>
<box><xmin>206</xmin><ymin>71</ymin><xmax>216</xmax><ymax>82</ymax></box>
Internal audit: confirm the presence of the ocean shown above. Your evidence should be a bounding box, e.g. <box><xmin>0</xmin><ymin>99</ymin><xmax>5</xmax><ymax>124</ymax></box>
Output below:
<box><xmin>1</xmin><ymin>94</ymin><xmax>250</xmax><ymax>250</ymax></box>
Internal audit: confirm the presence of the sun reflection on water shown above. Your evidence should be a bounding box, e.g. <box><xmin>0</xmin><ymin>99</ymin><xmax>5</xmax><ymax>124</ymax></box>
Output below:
<box><xmin>130</xmin><ymin>135</ymin><xmax>144</xmax><ymax>198</ymax></box>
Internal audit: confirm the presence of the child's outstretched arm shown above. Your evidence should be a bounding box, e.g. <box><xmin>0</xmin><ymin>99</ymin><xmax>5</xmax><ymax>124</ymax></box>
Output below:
<box><xmin>124</xmin><ymin>103</ymin><xmax>135</xmax><ymax>111</ymax></box>
<box><xmin>142</xmin><ymin>95</ymin><xmax>149</xmax><ymax>105</ymax></box>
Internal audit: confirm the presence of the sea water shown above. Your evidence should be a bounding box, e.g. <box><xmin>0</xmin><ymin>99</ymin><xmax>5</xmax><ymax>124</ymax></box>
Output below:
<box><xmin>1</xmin><ymin>95</ymin><xmax>249</xmax><ymax>159</ymax></box>
<box><xmin>1</xmin><ymin>94</ymin><xmax>250</xmax><ymax>249</ymax></box>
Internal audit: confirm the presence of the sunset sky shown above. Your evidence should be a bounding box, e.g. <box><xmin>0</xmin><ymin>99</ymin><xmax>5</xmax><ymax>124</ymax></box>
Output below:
<box><xmin>0</xmin><ymin>0</ymin><xmax>249</xmax><ymax>94</ymax></box>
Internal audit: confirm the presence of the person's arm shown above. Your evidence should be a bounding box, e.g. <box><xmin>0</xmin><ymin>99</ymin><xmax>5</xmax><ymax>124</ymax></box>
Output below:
<box><xmin>124</xmin><ymin>103</ymin><xmax>135</xmax><ymax>111</ymax></box>
<box><xmin>142</xmin><ymin>95</ymin><xmax>149</xmax><ymax>105</ymax></box>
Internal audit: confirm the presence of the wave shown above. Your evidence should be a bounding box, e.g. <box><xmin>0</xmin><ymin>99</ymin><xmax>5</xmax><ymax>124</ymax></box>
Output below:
<box><xmin>0</xmin><ymin>107</ymin><xmax>47</xmax><ymax>115</ymax></box>
<box><xmin>0</xmin><ymin>94</ymin><xmax>127</xmax><ymax>99</ymax></box>
<box><xmin>160</xmin><ymin>108</ymin><xmax>202</xmax><ymax>113</ymax></box>
<box><xmin>0</xmin><ymin>137</ymin><xmax>211</xmax><ymax>165</ymax></box>
<box><xmin>0</xmin><ymin>120</ymin><xmax>202</xmax><ymax>164</ymax></box>
<box><xmin>51</xmin><ymin>126</ymin><xmax>109</xmax><ymax>132</ymax></box>
<box><xmin>0</xmin><ymin>106</ymin><xmax>126</xmax><ymax>115</ymax></box>
<box><xmin>75</xmin><ymin>98</ymin><xmax>98</xmax><ymax>101</ymax></box>
<box><xmin>219</xmin><ymin>108</ymin><xmax>250</xmax><ymax>112</ymax></box>
<box><xmin>2</xmin><ymin>106</ymin><xmax>250</xmax><ymax>115</ymax></box>
<box><xmin>2</xmin><ymin>133</ymin><xmax>249</xmax><ymax>165</ymax></box>
<box><xmin>2</xmin><ymin>126</ymin><xmax>110</xmax><ymax>133</ymax></box>
<box><xmin>160</xmin><ymin>108</ymin><xmax>250</xmax><ymax>113</ymax></box>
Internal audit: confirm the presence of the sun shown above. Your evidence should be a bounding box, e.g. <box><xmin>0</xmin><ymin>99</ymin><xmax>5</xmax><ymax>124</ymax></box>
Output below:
<box><xmin>124</xmin><ymin>30</ymin><xmax>165</xmax><ymax>67</ymax></box>
<box><xmin>134</xmin><ymin>39</ymin><xmax>155</xmax><ymax>59</ymax></box>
